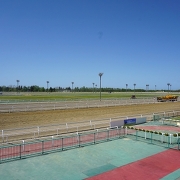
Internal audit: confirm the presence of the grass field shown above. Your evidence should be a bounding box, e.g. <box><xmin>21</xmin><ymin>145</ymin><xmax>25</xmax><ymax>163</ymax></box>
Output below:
<box><xmin>1</xmin><ymin>91</ymin><xmax>179</xmax><ymax>101</ymax></box>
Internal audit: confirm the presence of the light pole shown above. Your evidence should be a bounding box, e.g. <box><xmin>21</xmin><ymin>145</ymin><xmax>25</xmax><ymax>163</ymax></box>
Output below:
<box><xmin>167</xmin><ymin>83</ymin><xmax>170</xmax><ymax>93</ymax></box>
<box><xmin>92</xmin><ymin>83</ymin><xmax>95</xmax><ymax>93</ymax></box>
<box><xmin>155</xmin><ymin>85</ymin><xmax>156</xmax><ymax>91</ymax></box>
<box><xmin>99</xmin><ymin>73</ymin><xmax>103</xmax><ymax>101</ymax></box>
<box><xmin>72</xmin><ymin>82</ymin><xmax>74</xmax><ymax>92</ymax></box>
<box><xmin>133</xmin><ymin>83</ymin><xmax>136</xmax><ymax>93</ymax></box>
<box><xmin>146</xmin><ymin>84</ymin><xmax>149</xmax><ymax>92</ymax></box>
<box><xmin>126</xmin><ymin>84</ymin><xmax>128</xmax><ymax>92</ymax></box>
<box><xmin>46</xmin><ymin>81</ymin><xmax>49</xmax><ymax>92</ymax></box>
<box><xmin>16</xmin><ymin>80</ymin><xmax>20</xmax><ymax>93</ymax></box>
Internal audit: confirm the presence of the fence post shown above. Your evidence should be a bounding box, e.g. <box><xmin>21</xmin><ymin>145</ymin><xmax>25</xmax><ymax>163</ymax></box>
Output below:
<box><xmin>42</xmin><ymin>140</ymin><xmax>44</xmax><ymax>154</ymax></box>
<box><xmin>22</xmin><ymin>140</ymin><xmax>25</xmax><ymax>152</ymax></box>
<box><xmin>162</xmin><ymin>133</ymin><xmax>165</xmax><ymax>143</ymax></box>
<box><xmin>125</xmin><ymin>127</ymin><xmax>127</xmax><ymax>136</ymax></box>
<box><xmin>94</xmin><ymin>133</ymin><xmax>95</xmax><ymax>144</ymax></box>
<box><xmin>90</xmin><ymin>120</ymin><xmax>92</xmax><ymax>127</ymax></box>
<box><xmin>169</xmin><ymin>134</ymin><xmax>172</xmax><ymax>145</ymax></box>
<box><xmin>37</xmin><ymin>126</ymin><xmax>39</xmax><ymax>137</ymax></box>
<box><xmin>79</xmin><ymin>134</ymin><xmax>80</xmax><ymax>147</ymax></box>
<box><xmin>118</xmin><ymin>127</ymin><xmax>121</xmax><ymax>138</ymax></box>
<box><xmin>136</xmin><ymin>130</ymin><xmax>138</xmax><ymax>140</ymax></box>
<box><xmin>62</xmin><ymin>138</ymin><xmax>63</xmax><ymax>151</ymax></box>
<box><xmin>52</xmin><ymin>136</ymin><xmax>54</xmax><ymax>147</ymax></box>
<box><xmin>2</xmin><ymin>130</ymin><xmax>4</xmax><ymax>143</ymax></box>
<box><xmin>66</xmin><ymin>123</ymin><xmax>68</xmax><ymax>132</ymax></box>
<box><xmin>151</xmin><ymin>132</ymin><xmax>153</xmax><ymax>144</ymax></box>
<box><xmin>20</xmin><ymin>144</ymin><xmax>22</xmax><ymax>159</ymax></box>
<box><xmin>107</xmin><ymin>129</ymin><xmax>109</xmax><ymax>141</ymax></box>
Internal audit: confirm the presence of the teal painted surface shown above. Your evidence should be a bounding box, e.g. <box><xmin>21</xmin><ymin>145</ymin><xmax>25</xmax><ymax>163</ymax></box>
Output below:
<box><xmin>83</xmin><ymin>163</ymin><xmax>116</xmax><ymax>177</ymax></box>
<box><xmin>0</xmin><ymin>138</ymin><xmax>168</xmax><ymax>180</ymax></box>
<box><xmin>160</xmin><ymin>169</ymin><xmax>180</xmax><ymax>180</ymax></box>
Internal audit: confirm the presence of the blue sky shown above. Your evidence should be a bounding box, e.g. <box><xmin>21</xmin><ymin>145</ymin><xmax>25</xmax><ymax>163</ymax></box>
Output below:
<box><xmin>0</xmin><ymin>0</ymin><xmax>180</xmax><ymax>90</ymax></box>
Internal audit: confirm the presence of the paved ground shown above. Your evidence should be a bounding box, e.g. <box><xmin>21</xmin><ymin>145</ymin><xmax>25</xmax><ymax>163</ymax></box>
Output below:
<box><xmin>1</xmin><ymin>138</ymin><xmax>179</xmax><ymax>180</ymax></box>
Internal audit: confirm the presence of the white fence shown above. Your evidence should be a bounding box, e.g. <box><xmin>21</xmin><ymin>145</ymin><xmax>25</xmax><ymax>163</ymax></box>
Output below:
<box><xmin>1</xmin><ymin>110</ymin><xmax>180</xmax><ymax>144</ymax></box>
<box><xmin>0</xmin><ymin>98</ymin><xmax>157</xmax><ymax>113</ymax></box>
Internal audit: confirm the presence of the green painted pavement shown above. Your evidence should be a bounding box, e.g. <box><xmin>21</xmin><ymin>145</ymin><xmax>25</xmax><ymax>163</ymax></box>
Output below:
<box><xmin>0</xmin><ymin>138</ymin><xmax>169</xmax><ymax>180</ymax></box>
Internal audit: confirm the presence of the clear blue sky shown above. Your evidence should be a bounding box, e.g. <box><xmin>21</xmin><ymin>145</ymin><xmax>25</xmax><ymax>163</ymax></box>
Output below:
<box><xmin>0</xmin><ymin>0</ymin><xmax>180</xmax><ymax>90</ymax></box>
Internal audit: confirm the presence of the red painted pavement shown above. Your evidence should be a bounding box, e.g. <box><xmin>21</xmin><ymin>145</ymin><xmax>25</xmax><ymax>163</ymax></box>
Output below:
<box><xmin>86</xmin><ymin>149</ymin><xmax>180</xmax><ymax>180</ymax></box>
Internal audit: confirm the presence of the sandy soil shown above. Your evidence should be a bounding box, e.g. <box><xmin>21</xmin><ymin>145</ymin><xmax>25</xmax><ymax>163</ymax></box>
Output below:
<box><xmin>0</xmin><ymin>102</ymin><xmax>180</xmax><ymax>130</ymax></box>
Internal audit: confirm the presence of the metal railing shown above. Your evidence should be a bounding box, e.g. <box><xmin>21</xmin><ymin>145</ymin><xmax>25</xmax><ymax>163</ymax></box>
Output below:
<box><xmin>0</xmin><ymin>126</ymin><xmax>179</xmax><ymax>164</ymax></box>
<box><xmin>0</xmin><ymin>127</ymin><xmax>125</xmax><ymax>163</ymax></box>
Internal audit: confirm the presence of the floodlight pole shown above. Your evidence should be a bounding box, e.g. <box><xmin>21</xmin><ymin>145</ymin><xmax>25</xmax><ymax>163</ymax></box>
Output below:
<box><xmin>167</xmin><ymin>83</ymin><xmax>170</xmax><ymax>93</ymax></box>
<box><xmin>72</xmin><ymin>82</ymin><xmax>74</xmax><ymax>93</ymax></box>
<box><xmin>92</xmin><ymin>83</ymin><xmax>95</xmax><ymax>93</ymax></box>
<box><xmin>126</xmin><ymin>84</ymin><xmax>128</xmax><ymax>92</ymax></box>
<box><xmin>99</xmin><ymin>73</ymin><xmax>103</xmax><ymax>101</ymax></box>
<box><xmin>170</xmin><ymin>84</ymin><xmax>172</xmax><ymax>93</ymax></box>
<box><xmin>47</xmin><ymin>81</ymin><xmax>49</xmax><ymax>92</ymax></box>
<box><xmin>146</xmin><ymin>84</ymin><xmax>149</xmax><ymax>92</ymax></box>
<box><xmin>133</xmin><ymin>83</ymin><xmax>136</xmax><ymax>94</ymax></box>
<box><xmin>16</xmin><ymin>80</ymin><xmax>20</xmax><ymax>93</ymax></box>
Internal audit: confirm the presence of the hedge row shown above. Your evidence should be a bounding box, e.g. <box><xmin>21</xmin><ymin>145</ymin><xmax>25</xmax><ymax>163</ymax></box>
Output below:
<box><xmin>123</xmin><ymin>126</ymin><xmax>180</xmax><ymax>137</ymax></box>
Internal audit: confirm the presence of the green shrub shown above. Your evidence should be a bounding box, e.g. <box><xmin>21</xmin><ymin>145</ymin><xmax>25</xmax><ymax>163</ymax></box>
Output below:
<box><xmin>173</xmin><ymin>134</ymin><xmax>177</xmax><ymax>137</ymax></box>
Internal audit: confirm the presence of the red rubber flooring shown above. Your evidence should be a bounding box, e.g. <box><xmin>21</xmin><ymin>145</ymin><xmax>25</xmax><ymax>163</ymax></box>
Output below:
<box><xmin>86</xmin><ymin>149</ymin><xmax>180</xmax><ymax>180</ymax></box>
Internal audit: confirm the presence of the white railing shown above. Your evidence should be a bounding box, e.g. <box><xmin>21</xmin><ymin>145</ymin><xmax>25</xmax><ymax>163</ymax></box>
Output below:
<box><xmin>0</xmin><ymin>98</ymin><xmax>158</xmax><ymax>113</ymax></box>
<box><xmin>1</xmin><ymin>110</ymin><xmax>180</xmax><ymax>144</ymax></box>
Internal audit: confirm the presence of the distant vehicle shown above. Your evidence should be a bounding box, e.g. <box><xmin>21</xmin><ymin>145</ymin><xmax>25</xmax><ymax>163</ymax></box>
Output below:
<box><xmin>131</xmin><ymin>95</ymin><xmax>136</xmax><ymax>99</ymax></box>
<box><xmin>157</xmin><ymin>94</ymin><xmax>178</xmax><ymax>102</ymax></box>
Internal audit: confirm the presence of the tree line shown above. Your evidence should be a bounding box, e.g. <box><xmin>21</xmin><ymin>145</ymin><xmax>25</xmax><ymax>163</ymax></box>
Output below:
<box><xmin>0</xmin><ymin>85</ymin><xmax>179</xmax><ymax>93</ymax></box>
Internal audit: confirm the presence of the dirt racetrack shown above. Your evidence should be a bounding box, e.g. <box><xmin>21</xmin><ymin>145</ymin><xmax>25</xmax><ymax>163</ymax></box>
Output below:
<box><xmin>0</xmin><ymin>102</ymin><xmax>180</xmax><ymax>130</ymax></box>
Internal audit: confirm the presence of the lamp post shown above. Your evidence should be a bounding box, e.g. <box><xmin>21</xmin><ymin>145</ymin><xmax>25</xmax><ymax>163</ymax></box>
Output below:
<box><xmin>126</xmin><ymin>84</ymin><xmax>128</xmax><ymax>92</ymax></box>
<box><xmin>46</xmin><ymin>81</ymin><xmax>49</xmax><ymax>92</ymax></box>
<box><xmin>16</xmin><ymin>80</ymin><xmax>20</xmax><ymax>93</ymax></box>
<box><xmin>72</xmin><ymin>82</ymin><xmax>74</xmax><ymax>92</ymax></box>
<box><xmin>170</xmin><ymin>84</ymin><xmax>172</xmax><ymax>92</ymax></box>
<box><xmin>92</xmin><ymin>83</ymin><xmax>95</xmax><ymax>93</ymax></box>
<box><xmin>133</xmin><ymin>83</ymin><xmax>136</xmax><ymax>93</ymax></box>
<box><xmin>99</xmin><ymin>73</ymin><xmax>103</xmax><ymax>101</ymax></box>
<box><xmin>146</xmin><ymin>84</ymin><xmax>149</xmax><ymax>92</ymax></box>
<box><xmin>167</xmin><ymin>83</ymin><xmax>170</xmax><ymax>93</ymax></box>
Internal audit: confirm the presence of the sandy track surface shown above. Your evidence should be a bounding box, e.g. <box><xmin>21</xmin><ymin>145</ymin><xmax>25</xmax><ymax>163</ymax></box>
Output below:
<box><xmin>0</xmin><ymin>102</ymin><xmax>180</xmax><ymax>130</ymax></box>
